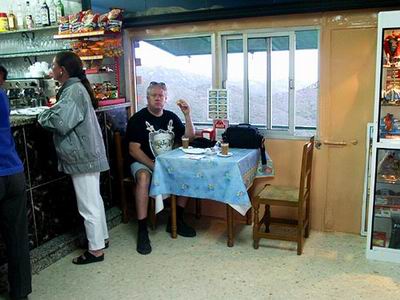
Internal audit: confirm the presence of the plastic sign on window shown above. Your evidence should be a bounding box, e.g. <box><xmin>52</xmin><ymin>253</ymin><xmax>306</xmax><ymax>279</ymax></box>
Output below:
<box><xmin>207</xmin><ymin>89</ymin><xmax>229</xmax><ymax>120</ymax></box>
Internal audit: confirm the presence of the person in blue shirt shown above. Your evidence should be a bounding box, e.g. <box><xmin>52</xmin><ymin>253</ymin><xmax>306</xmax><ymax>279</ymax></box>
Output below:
<box><xmin>0</xmin><ymin>66</ymin><xmax>32</xmax><ymax>300</ymax></box>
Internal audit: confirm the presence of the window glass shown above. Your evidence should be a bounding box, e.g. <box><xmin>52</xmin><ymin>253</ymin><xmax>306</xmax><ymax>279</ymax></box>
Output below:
<box><xmin>134</xmin><ymin>37</ymin><xmax>212</xmax><ymax>123</ymax></box>
<box><xmin>248</xmin><ymin>38</ymin><xmax>268</xmax><ymax>126</ymax></box>
<box><xmin>226</xmin><ymin>39</ymin><xmax>244</xmax><ymax>124</ymax></box>
<box><xmin>295</xmin><ymin>30</ymin><xmax>318</xmax><ymax>133</ymax></box>
<box><xmin>271</xmin><ymin>36</ymin><xmax>289</xmax><ymax>130</ymax></box>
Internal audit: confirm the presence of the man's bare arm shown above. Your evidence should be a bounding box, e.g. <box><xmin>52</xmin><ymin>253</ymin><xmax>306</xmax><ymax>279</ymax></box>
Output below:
<box><xmin>129</xmin><ymin>142</ymin><xmax>155</xmax><ymax>170</ymax></box>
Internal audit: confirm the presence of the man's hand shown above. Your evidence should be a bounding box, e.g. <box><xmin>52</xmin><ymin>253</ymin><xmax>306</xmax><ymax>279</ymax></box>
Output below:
<box><xmin>176</xmin><ymin>99</ymin><xmax>191</xmax><ymax>116</ymax></box>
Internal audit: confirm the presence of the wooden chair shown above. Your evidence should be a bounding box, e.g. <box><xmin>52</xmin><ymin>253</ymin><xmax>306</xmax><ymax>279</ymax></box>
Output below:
<box><xmin>252</xmin><ymin>136</ymin><xmax>314</xmax><ymax>255</ymax></box>
<box><xmin>114</xmin><ymin>131</ymin><xmax>157</xmax><ymax>228</ymax></box>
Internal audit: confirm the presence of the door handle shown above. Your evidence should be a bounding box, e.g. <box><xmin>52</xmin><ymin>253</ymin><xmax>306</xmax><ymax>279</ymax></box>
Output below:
<box><xmin>323</xmin><ymin>140</ymin><xmax>347</xmax><ymax>146</ymax></box>
<box><xmin>314</xmin><ymin>139</ymin><xmax>358</xmax><ymax>149</ymax></box>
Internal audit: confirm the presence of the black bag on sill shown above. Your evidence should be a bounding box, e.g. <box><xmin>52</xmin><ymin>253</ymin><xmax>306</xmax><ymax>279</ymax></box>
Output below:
<box><xmin>222</xmin><ymin>123</ymin><xmax>266</xmax><ymax>165</ymax></box>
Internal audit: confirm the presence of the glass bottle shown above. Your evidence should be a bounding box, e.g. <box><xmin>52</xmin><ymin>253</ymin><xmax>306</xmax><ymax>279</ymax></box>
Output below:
<box><xmin>40</xmin><ymin>0</ymin><xmax>50</xmax><ymax>26</ymax></box>
<box><xmin>34</xmin><ymin>0</ymin><xmax>42</xmax><ymax>27</ymax></box>
<box><xmin>7</xmin><ymin>8</ymin><xmax>17</xmax><ymax>31</ymax></box>
<box><xmin>0</xmin><ymin>13</ymin><xmax>9</xmax><ymax>32</ymax></box>
<box><xmin>48</xmin><ymin>0</ymin><xmax>56</xmax><ymax>25</ymax></box>
<box><xmin>16</xmin><ymin>2</ymin><xmax>25</xmax><ymax>29</ymax></box>
<box><xmin>55</xmin><ymin>0</ymin><xmax>64</xmax><ymax>22</ymax></box>
<box><xmin>25</xmin><ymin>1</ymin><xmax>34</xmax><ymax>29</ymax></box>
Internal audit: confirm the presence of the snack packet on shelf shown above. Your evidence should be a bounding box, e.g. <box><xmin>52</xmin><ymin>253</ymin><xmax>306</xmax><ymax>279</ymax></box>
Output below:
<box><xmin>107</xmin><ymin>9</ymin><xmax>123</xmax><ymax>32</ymax></box>
<box><xmin>69</xmin><ymin>12</ymin><xmax>83</xmax><ymax>33</ymax></box>
<box><xmin>98</xmin><ymin>13</ymin><xmax>108</xmax><ymax>31</ymax></box>
<box><xmin>58</xmin><ymin>16</ymin><xmax>70</xmax><ymax>34</ymax></box>
<box><xmin>81</xmin><ymin>10</ymin><xmax>99</xmax><ymax>32</ymax></box>
<box><xmin>103</xmin><ymin>38</ymin><xmax>123</xmax><ymax>57</ymax></box>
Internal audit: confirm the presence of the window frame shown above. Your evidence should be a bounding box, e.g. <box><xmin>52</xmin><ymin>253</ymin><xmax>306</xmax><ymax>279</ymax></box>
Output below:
<box><xmin>220</xmin><ymin>27</ymin><xmax>320</xmax><ymax>138</ymax></box>
<box><xmin>131</xmin><ymin>26</ymin><xmax>320</xmax><ymax>139</ymax></box>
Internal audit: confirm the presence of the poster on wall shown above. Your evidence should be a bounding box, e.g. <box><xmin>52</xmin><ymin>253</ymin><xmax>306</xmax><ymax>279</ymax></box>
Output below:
<box><xmin>207</xmin><ymin>89</ymin><xmax>229</xmax><ymax>120</ymax></box>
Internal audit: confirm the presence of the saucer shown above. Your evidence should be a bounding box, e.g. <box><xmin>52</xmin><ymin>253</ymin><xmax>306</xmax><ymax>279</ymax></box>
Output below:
<box><xmin>217</xmin><ymin>152</ymin><xmax>233</xmax><ymax>157</ymax></box>
<box><xmin>181</xmin><ymin>147</ymin><xmax>206</xmax><ymax>154</ymax></box>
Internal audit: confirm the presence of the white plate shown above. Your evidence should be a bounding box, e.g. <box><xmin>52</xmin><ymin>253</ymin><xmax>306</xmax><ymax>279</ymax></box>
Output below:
<box><xmin>181</xmin><ymin>148</ymin><xmax>206</xmax><ymax>154</ymax></box>
<box><xmin>217</xmin><ymin>152</ymin><xmax>233</xmax><ymax>157</ymax></box>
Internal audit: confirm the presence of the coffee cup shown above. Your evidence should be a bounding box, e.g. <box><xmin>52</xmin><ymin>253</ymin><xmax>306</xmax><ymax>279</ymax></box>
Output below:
<box><xmin>221</xmin><ymin>143</ymin><xmax>229</xmax><ymax>155</ymax></box>
<box><xmin>182</xmin><ymin>136</ymin><xmax>189</xmax><ymax>149</ymax></box>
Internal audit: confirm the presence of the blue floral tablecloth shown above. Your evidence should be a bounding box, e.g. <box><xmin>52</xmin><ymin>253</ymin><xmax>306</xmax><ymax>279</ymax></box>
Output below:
<box><xmin>149</xmin><ymin>148</ymin><xmax>273</xmax><ymax>215</ymax></box>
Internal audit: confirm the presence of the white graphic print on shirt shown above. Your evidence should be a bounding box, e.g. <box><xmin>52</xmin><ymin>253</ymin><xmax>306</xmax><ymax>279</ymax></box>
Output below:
<box><xmin>146</xmin><ymin>119</ymin><xmax>175</xmax><ymax>157</ymax></box>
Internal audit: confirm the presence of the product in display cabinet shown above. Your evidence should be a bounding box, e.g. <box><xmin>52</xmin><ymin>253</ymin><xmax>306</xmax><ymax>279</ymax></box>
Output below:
<box><xmin>388</xmin><ymin>213</ymin><xmax>400</xmax><ymax>249</ymax></box>
<box><xmin>372</xmin><ymin>149</ymin><xmax>400</xmax><ymax>250</ymax></box>
<box><xmin>384</xmin><ymin>30</ymin><xmax>400</xmax><ymax>67</ymax></box>
<box><xmin>379</xmin><ymin>29</ymin><xmax>400</xmax><ymax>139</ymax></box>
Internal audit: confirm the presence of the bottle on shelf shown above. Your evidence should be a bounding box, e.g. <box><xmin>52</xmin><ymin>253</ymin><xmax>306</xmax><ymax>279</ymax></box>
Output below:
<box><xmin>40</xmin><ymin>0</ymin><xmax>50</xmax><ymax>26</ymax></box>
<box><xmin>25</xmin><ymin>1</ymin><xmax>34</xmax><ymax>29</ymax></box>
<box><xmin>0</xmin><ymin>12</ymin><xmax>9</xmax><ymax>32</ymax></box>
<box><xmin>16</xmin><ymin>2</ymin><xmax>25</xmax><ymax>29</ymax></box>
<box><xmin>7</xmin><ymin>8</ymin><xmax>17</xmax><ymax>31</ymax></box>
<box><xmin>34</xmin><ymin>0</ymin><xmax>42</xmax><ymax>27</ymax></box>
<box><xmin>55</xmin><ymin>0</ymin><xmax>64</xmax><ymax>23</ymax></box>
<box><xmin>48</xmin><ymin>0</ymin><xmax>56</xmax><ymax>25</ymax></box>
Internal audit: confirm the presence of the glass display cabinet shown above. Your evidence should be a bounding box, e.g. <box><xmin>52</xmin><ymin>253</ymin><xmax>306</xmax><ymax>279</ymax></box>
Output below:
<box><xmin>367</xmin><ymin>10</ymin><xmax>400</xmax><ymax>262</ymax></box>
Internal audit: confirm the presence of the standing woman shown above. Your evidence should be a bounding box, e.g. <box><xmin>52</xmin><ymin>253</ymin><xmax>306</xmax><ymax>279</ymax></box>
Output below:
<box><xmin>38</xmin><ymin>52</ymin><xmax>109</xmax><ymax>264</ymax></box>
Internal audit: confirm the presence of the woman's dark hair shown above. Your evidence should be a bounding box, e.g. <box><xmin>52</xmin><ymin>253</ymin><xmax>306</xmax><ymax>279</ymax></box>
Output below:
<box><xmin>0</xmin><ymin>65</ymin><xmax>8</xmax><ymax>81</ymax></box>
<box><xmin>55</xmin><ymin>51</ymin><xmax>98</xmax><ymax>108</ymax></box>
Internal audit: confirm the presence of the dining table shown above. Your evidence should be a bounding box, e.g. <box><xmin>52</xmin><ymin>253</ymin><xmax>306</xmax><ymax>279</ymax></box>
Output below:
<box><xmin>149</xmin><ymin>146</ymin><xmax>274</xmax><ymax>246</ymax></box>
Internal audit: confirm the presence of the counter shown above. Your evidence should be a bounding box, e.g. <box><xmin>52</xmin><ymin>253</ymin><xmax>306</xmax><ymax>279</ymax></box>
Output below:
<box><xmin>0</xmin><ymin>102</ymin><xmax>131</xmax><ymax>266</ymax></box>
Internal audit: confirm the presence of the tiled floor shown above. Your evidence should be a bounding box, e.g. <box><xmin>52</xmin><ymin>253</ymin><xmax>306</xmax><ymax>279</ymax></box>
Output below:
<box><xmin>1</xmin><ymin>215</ymin><xmax>400</xmax><ymax>299</ymax></box>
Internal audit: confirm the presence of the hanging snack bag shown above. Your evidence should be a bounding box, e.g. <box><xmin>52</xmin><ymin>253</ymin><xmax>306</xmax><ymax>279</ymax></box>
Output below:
<box><xmin>98</xmin><ymin>13</ymin><xmax>108</xmax><ymax>31</ymax></box>
<box><xmin>107</xmin><ymin>8</ymin><xmax>123</xmax><ymax>32</ymax></box>
<box><xmin>81</xmin><ymin>10</ymin><xmax>99</xmax><ymax>32</ymax></box>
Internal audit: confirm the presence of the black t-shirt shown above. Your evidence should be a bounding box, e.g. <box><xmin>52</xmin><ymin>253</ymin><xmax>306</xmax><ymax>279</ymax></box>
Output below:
<box><xmin>126</xmin><ymin>108</ymin><xmax>185</xmax><ymax>164</ymax></box>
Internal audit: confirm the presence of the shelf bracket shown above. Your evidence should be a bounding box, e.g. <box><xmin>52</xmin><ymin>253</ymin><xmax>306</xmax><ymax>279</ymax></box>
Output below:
<box><xmin>21</xmin><ymin>31</ymin><xmax>35</xmax><ymax>41</ymax></box>
<box><xmin>23</xmin><ymin>56</ymin><xmax>34</xmax><ymax>65</ymax></box>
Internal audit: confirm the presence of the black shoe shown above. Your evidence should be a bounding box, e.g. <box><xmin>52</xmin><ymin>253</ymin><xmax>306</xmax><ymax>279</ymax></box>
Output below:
<box><xmin>72</xmin><ymin>250</ymin><xmax>104</xmax><ymax>265</ymax></box>
<box><xmin>166</xmin><ymin>218</ymin><xmax>196</xmax><ymax>237</ymax></box>
<box><xmin>137</xmin><ymin>230</ymin><xmax>152</xmax><ymax>255</ymax></box>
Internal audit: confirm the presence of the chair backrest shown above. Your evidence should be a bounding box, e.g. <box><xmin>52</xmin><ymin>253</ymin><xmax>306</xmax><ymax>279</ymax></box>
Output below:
<box><xmin>298</xmin><ymin>136</ymin><xmax>315</xmax><ymax>205</ymax></box>
<box><xmin>114</xmin><ymin>131</ymin><xmax>131</xmax><ymax>181</ymax></box>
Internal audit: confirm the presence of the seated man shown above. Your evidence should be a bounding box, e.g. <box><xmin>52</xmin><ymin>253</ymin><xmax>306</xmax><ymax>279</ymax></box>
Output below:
<box><xmin>126</xmin><ymin>81</ymin><xmax>196</xmax><ymax>255</ymax></box>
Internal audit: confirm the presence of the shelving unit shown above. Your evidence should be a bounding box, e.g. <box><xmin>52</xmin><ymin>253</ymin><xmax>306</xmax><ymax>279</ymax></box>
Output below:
<box><xmin>53</xmin><ymin>30</ymin><xmax>105</xmax><ymax>39</ymax></box>
<box><xmin>0</xmin><ymin>25</ymin><xmax>67</xmax><ymax>80</ymax></box>
<box><xmin>0</xmin><ymin>25</ymin><xmax>59</xmax><ymax>36</ymax></box>
<box><xmin>52</xmin><ymin>30</ymin><xmax>125</xmax><ymax>107</ymax></box>
<box><xmin>80</xmin><ymin>55</ymin><xmax>104</xmax><ymax>61</ymax></box>
<box><xmin>0</xmin><ymin>49</ymin><xmax>71</xmax><ymax>59</ymax></box>
<box><xmin>367</xmin><ymin>10</ymin><xmax>400</xmax><ymax>263</ymax></box>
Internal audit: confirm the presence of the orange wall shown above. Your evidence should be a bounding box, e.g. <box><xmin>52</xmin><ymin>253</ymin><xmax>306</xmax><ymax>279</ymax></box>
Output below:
<box><xmin>125</xmin><ymin>8</ymin><xmax>389</xmax><ymax>233</ymax></box>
